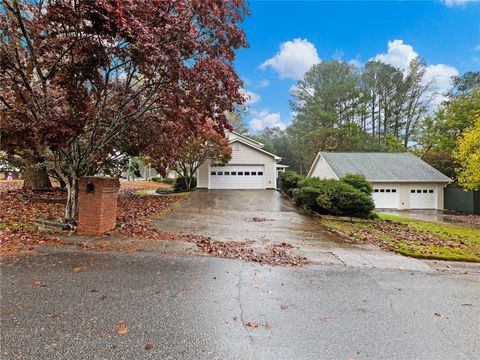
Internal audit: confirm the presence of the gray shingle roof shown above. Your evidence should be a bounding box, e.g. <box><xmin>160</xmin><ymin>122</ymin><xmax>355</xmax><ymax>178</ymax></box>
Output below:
<box><xmin>319</xmin><ymin>152</ymin><xmax>451</xmax><ymax>182</ymax></box>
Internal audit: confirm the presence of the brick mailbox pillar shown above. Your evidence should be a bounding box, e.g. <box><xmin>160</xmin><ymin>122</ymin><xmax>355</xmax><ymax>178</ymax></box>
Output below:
<box><xmin>77</xmin><ymin>177</ymin><xmax>120</xmax><ymax>235</ymax></box>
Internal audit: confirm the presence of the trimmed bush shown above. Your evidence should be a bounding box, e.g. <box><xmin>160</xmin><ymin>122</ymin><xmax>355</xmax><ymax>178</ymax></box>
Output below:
<box><xmin>315</xmin><ymin>181</ymin><xmax>375</xmax><ymax>218</ymax></box>
<box><xmin>340</xmin><ymin>173</ymin><xmax>373</xmax><ymax>195</ymax></box>
<box><xmin>173</xmin><ymin>177</ymin><xmax>197</xmax><ymax>192</ymax></box>
<box><xmin>280</xmin><ymin>170</ymin><xmax>304</xmax><ymax>196</ymax></box>
<box><xmin>151</xmin><ymin>177</ymin><xmax>175</xmax><ymax>185</ymax></box>
<box><xmin>292</xmin><ymin>186</ymin><xmax>324</xmax><ymax>212</ymax></box>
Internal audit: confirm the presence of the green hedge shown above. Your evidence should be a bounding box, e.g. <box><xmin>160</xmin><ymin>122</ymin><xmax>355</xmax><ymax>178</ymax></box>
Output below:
<box><xmin>285</xmin><ymin>171</ymin><xmax>374</xmax><ymax>218</ymax></box>
<box><xmin>340</xmin><ymin>173</ymin><xmax>373</xmax><ymax>195</ymax></box>
<box><xmin>151</xmin><ymin>177</ymin><xmax>175</xmax><ymax>185</ymax></box>
<box><xmin>280</xmin><ymin>170</ymin><xmax>304</xmax><ymax>196</ymax></box>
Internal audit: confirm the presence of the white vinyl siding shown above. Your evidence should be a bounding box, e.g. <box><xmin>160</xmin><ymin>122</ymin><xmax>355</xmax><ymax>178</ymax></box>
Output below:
<box><xmin>308</xmin><ymin>156</ymin><xmax>338</xmax><ymax>179</ymax></box>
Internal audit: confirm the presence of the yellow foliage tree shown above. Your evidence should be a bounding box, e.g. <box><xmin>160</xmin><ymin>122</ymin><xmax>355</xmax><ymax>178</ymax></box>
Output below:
<box><xmin>455</xmin><ymin>113</ymin><xmax>480</xmax><ymax>190</ymax></box>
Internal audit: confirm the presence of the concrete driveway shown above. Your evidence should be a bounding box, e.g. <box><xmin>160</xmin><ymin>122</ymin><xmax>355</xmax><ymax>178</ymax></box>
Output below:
<box><xmin>154</xmin><ymin>190</ymin><xmax>432</xmax><ymax>271</ymax></box>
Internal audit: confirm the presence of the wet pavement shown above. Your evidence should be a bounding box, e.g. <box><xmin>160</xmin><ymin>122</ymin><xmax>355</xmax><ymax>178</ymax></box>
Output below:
<box><xmin>1</xmin><ymin>248</ymin><xmax>479</xmax><ymax>359</ymax></box>
<box><xmin>153</xmin><ymin>190</ymin><xmax>434</xmax><ymax>271</ymax></box>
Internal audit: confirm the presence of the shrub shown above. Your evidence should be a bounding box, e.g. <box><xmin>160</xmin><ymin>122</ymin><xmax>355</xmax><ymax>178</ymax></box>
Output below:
<box><xmin>292</xmin><ymin>186</ymin><xmax>324</xmax><ymax>212</ymax></box>
<box><xmin>340</xmin><ymin>173</ymin><xmax>373</xmax><ymax>195</ymax></box>
<box><xmin>173</xmin><ymin>177</ymin><xmax>197</xmax><ymax>192</ymax></box>
<box><xmin>316</xmin><ymin>181</ymin><xmax>375</xmax><ymax>218</ymax></box>
<box><xmin>151</xmin><ymin>177</ymin><xmax>175</xmax><ymax>185</ymax></box>
<box><xmin>280</xmin><ymin>170</ymin><xmax>304</xmax><ymax>196</ymax></box>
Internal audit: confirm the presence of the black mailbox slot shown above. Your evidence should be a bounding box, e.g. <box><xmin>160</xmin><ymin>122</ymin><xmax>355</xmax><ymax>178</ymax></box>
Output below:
<box><xmin>86</xmin><ymin>182</ymin><xmax>95</xmax><ymax>193</ymax></box>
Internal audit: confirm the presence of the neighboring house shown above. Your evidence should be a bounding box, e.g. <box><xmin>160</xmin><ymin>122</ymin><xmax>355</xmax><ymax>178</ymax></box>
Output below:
<box><xmin>197</xmin><ymin>131</ymin><xmax>285</xmax><ymax>189</ymax></box>
<box><xmin>307</xmin><ymin>152</ymin><xmax>451</xmax><ymax>210</ymax></box>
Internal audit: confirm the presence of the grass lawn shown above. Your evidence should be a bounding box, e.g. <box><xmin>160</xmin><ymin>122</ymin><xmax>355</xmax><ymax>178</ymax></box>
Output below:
<box><xmin>322</xmin><ymin>213</ymin><xmax>480</xmax><ymax>263</ymax></box>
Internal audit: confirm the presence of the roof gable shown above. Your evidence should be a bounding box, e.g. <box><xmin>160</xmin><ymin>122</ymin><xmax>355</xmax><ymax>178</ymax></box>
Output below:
<box><xmin>227</xmin><ymin>131</ymin><xmax>264</xmax><ymax>149</ymax></box>
<box><xmin>230</xmin><ymin>138</ymin><xmax>281</xmax><ymax>161</ymax></box>
<box><xmin>313</xmin><ymin>152</ymin><xmax>451</xmax><ymax>183</ymax></box>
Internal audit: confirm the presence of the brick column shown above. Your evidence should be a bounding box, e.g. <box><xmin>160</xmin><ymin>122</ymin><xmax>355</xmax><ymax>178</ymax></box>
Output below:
<box><xmin>77</xmin><ymin>177</ymin><xmax>120</xmax><ymax>235</ymax></box>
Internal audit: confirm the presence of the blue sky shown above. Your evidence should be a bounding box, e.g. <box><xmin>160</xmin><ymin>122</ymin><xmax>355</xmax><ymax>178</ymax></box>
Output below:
<box><xmin>235</xmin><ymin>0</ymin><xmax>480</xmax><ymax>133</ymax></box>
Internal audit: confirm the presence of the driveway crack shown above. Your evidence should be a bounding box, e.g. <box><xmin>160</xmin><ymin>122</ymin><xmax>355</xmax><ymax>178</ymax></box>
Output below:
<box><xmin>236</xmin><ymin>263</ymin><xmax>254</xmax><ymax>344</ymax></box>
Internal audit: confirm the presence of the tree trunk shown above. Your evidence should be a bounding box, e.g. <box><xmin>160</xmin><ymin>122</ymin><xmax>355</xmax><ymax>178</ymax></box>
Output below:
<box><xmin>65</xmin><ymin>178</ymin><xmax>79</xmax><ymax>223</ymax></box>
<box><xmin>22</xmin><ymin>159</ymin><xmax>52</xmax><ymax>190</ymax></box>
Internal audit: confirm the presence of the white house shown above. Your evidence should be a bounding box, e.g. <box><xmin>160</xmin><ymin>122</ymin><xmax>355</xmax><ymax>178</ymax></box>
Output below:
<box><xmin>307</xmin><ymin>152</ymin><xmax>451</xmax><ymax>210</ymax></box>
<box><xmin>196</xmin><ymin>131</ymin><xmax>285</xmax><ymax>189</ymax></box>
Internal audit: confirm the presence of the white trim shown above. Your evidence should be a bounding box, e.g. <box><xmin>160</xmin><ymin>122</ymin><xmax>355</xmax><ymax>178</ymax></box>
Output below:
<box><xmin>229</xmin><ymin>131</ymin><xmax>265</xmax><ymax>148</ymax></box>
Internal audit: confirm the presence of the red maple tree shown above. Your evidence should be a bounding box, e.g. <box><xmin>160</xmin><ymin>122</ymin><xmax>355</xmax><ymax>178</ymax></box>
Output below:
<box><xmin>0</xmin><ymin>0</ymin><xmax>247</xmax><ymax>222</ymax></box>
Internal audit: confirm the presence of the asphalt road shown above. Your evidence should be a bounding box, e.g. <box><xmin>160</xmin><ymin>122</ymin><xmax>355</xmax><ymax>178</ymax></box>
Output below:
<box><xmin>1</xmin><ymin>248</ymin><xmax>479</xmax><ymax>360</ymax></box>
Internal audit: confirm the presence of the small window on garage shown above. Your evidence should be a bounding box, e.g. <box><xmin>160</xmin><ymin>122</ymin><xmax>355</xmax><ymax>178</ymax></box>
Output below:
<box><xmin>251</xmin><ymin>171</ymin><xmax>256</xmax><ymax>175</ymax></box>
<box><xmin>423</xmin><ymin>189</ymin><xmax>428</xmax><ymax>193</ymax></box>
<box><xmin>374</xmin><ymin>189</ymin><xmax>379</xmax><ymax>192</ymax></box>
<box><xmin>429</xmin><ymin>189</ymin><xmax>434</xmax><ymax>193</ymax></box>
<box><xmin>392</xmin><ymin>189</ymin><xmax>397</xmax><ymax>193</ymax></box>
<box><xmin>386</xmin><ymin>189</ymin><xmax>391</xmax><ymax>193</ymax></box>
<box><xmin>380</xmin><ymin>189</ymin><xmax>385</xmax><ymax>193</ymax></box>
<box><xmin>218</xmin><ymin>171</ymin><xmax>223</xmax><ymax>175</ymax></box>
<box><xmin>258</xmin><ymin>171</ymin><xmax>263</xmax><ymax>175</ymax></box>
<box><xmin>211</xmin><ymin>171</ymin><xmax>216</xmax><ymax>175</ymax></box>
<box><xmin>231</xmin><ymin>171</ymin><xmax>236</xmax><ymax>175</ymax></box>
<box><xmin>224</xmin><ymin>171</ymin><xmax>230</xmax><ymax>175</ymax></box>
<box><xmin>411</xmin><ymin>189</ymin><xmax>415</xmax><ymax>193</ymax></box>
<box><xmin>238</xmin><ymin>171</ymin><xmax>243</xmax><ymax>175</ymax></box>
<box><xmin>416</xmin><ymin>189</ymin><xmax>421</xmax><ymax>193</ymax></box>
<box><xmin>245</xmin><ymin>171</ymin><xmax>250</xmax><ymax>175</ymax></box>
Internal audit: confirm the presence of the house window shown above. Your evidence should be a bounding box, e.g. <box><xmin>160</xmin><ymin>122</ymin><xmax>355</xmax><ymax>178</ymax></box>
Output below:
<box><xmin>258</xmin><ymin>171</ymin><xmax>263</xmax><ymax>175</ymax></box>
<box><xmin>224</xmin><ymin>171</ymin><xmax>230</xmax><ymax>175</ymax></box>
<box><xmin>231</xmin><ymin>171</ymin><xmax>236</xmax><ymax>175</ymax></box>
<box><xmin>417</xmin><ymin>190</ymin><xmax>421</xmax><ymax>193</ymax></box>
<box><xmin>392</xmin><ymin>189</ymin><xmax>397</xmax><ymax>193</ymax></box>
<box><xmin>211</xmin><ymin>171</ymin><xmax>216</xmax><ymax>175</ymax></box>
<box><xmin>238</xmin><ymin>171</ymin><xmax>243</xmax><ymax>175</ymax></box>
<box><xmin>429</xmin><ymin>189</ymin><xmax>434</xmax><ymax>193</ymax></box>
<box><xmin>411</xmin><ymin>189</ymin><xmax>415</xmax><ymax>193</ymax></box>
<box><xmin>245</xmin><ymin>171</ymin><xmax>250</xmax><ymax>175</ymax></box>
<box><xmin>386</xmin><ymin>189</ymin><xmax>391</xmax><ymax>193</ymax></box>
<box><xmin>374</xmin><ymin>189</ymin><xmax>379</xmax><ymax>193</ymax></box>
<box><xmin>423</xmin><ymin>189</ymin><xmax>428</xmax><ymax>193</ymax></box>
<box><xmin>218</xmin><ymin>171</ymin><xmax>223</xmax><ymax>175</ymax></box>
<box><xmin>380</xmin><ymin>189</ymin><xmax>385</xmax><ymax>193</ymax></box>
<box><xmin>251</xmin><ymin>171</ymin><xmax>256</xmax><ymax>175</ymax></box>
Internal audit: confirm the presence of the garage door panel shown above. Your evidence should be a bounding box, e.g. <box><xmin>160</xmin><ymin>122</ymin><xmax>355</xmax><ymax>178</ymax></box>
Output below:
<box><xmin>210</xmin><ymin>165</ymin><xmax>265</xmax><ymax>189</ymax></box>
<box><xmin>372</xmin><ymin>185</ymin><xmax>399</xmax><ymax>209</ymax></box>
<box><xmin>410</xmin><ymin>187</ymin><xmax>436</xmax><ymax>209</ymax></box>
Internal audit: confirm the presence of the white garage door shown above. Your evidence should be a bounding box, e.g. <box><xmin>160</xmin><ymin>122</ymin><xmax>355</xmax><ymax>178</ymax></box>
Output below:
<box><xmin>410</xmin><ymin>187</ymin><xmax>436</xmax><ymax>209</ymax></box>
<box><xmin>209</xmin><ymin>165</ymin><xmax>265</xmax><ymax>189</ymax></box>
<box><xmin>372</xmin><ymin>186</ymin><xmax>399</xmax><ymax>209</ymax></box>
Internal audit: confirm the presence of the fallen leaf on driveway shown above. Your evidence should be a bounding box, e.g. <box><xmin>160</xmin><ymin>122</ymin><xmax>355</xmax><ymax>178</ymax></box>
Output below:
<box><xmin>434</xmin><ymin>312</ymin><xmax>449</xmax><ymax>319</ymax></box>
<box><xmin>117</xmin><ymin>321</ymin><xmax>129</xmax><ymax>334</ymax></box>
<box><xmin>280</xmin><ymin>304</ymin><xmax>288</xmax><ymax>310</ymax></box>
<box><xmin>73</xmin><ymin>267</ymin><xmax>82</xmax><ymax>272</ymax></box>
<box><xmin>245</xmin><ymin>322</ymin><xmax>259</xmax><ymax>328</ymax></box>
<box><xmin>144</xmin><ymin>343</ymin><xmax>154</xmax><ymax>350</ymax></box>
<box><xmin>29</xmin><ymin>281</ymin><xmax>46</xmax><ymax>288</ymax></box>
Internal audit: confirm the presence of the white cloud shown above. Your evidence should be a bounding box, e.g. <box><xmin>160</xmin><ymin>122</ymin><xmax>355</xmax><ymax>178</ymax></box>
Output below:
<box><xmin>258</xmin><ymin>79</ymin><xmax>270</xmax><ymax>88</ymax></box>
<box><xmin>373</xmin><ymin>40</ymin><xmax>418</xmax><ymax>71</ymax></box>
<box><xmin>249</xmin><ymin>109</ymin><xmax>286</xmax><ymax>131</ymax></box>
<box><xmin>241</xmin><ymin>89</ymin><xmax>261</xmax><ymax>106</ymax></box>
<box><xmin>373</xmin><ymin>39</ymin><xmax>459</xmax><ymax>104</ymax></box>
<box><xmin>424</xmin><ymin>64</ymin><xmax>459</xmax><ymax>104</ymax></box>
<box><xmin>260</xmin><ymin>38</ymin><xmax>321</xmax><ymax>80</ymax></box>
<box><xmin>348</xmin><ymin>58</ymin><xmax>362</xmax><ymax>68</ymax></box>
<box><xmin>442</xmin><ymin>0</ymin><xmax>479</xmax><ymax>7</ymax></box>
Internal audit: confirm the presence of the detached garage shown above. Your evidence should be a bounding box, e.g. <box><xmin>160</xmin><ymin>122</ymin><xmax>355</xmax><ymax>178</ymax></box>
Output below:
<box><xmin>307</xmin><ymin>152</ymin><xmax>451</xmax><ymax>210</ymax></box>
<box><xmin>197</xmin><ymin>132</ymin><xmax>284</xmax><ymax>190</ymax></box>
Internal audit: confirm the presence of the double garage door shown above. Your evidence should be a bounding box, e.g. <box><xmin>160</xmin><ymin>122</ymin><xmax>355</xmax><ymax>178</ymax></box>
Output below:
<box><xmin>209</xmin><ymin>165</ymin><xmax>265</xmax><ymax>189</ymax></box>
<box><xmin>372</xmin><ymin>184</ymin><xmax>437</xmax><ymax>209</ymax></box>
